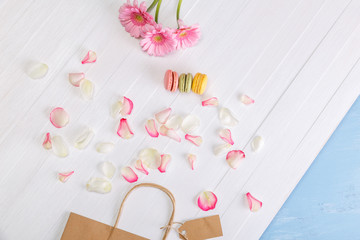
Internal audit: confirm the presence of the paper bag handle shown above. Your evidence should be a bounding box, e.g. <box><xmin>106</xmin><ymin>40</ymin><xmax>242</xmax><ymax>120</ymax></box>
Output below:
<box><xmin>107</xmin><ymin>183</ymin><xmax>176</xmax><ymax>240</ymax></box>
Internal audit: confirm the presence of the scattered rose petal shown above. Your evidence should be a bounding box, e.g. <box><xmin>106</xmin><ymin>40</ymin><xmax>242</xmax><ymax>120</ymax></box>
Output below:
<box><xmin>155</xmin><ymin>108</ymin><xmax>172</xmax><ymax>124</ymax></box>
<box><xmin>74</xmin><ymin>128</ymin><xmax>94</xmax><ymax>149</ymax></box>
<box><xmin>185</xmin><ymin>134</ymin><xmax>203</xmax><ymax>146</ymax></box>
<box><xmin>50</xmin><ymin>107</ymin><xmax>69</xmax><ymax>128</ymax></box>
<box><xmin>213</xmin><ymin>143</ymin><xmax>232</xmax><ymax>156</ymax></box>
<box><xmin>251</xmin><ymin>136</ymin><xmax>264</xmax><ymax>152</ymax></box>
<box><xmin>159</xmin><ymin>125</ymin><xmax>168</xmax><ymax>136</ymax></box>
<box><xmin>202</xmin><ymin>97</ymin><xmax>218</xmax><ymax>107</ymax></box>
<box><xmin>219</xmin><ymin>128</ymin><xmax>234</xmax><ymax>145</ymax></box>
<box><xmin>51</xmin><ymin>135</ymin><xmax>69</xmax><ymax>158</ymax></box>
<box><xmin>80</xmin><ymin>79</ymin><xmax>94</xmax><ymax>100</ymax></box>
<box><xmin>81</xmin><ymin>50</ymin><xmax>97</xmax><ymax>64</ymax></box>
<box><xmin>135</xmin><ymin>159</ymin><xmax>149</xmax><ymax>175</ymax></box>
<box><xmin>69</xmin><ymin>73</ymin><xmax>85</xmax><ymax>87</ymax></box>
<box><xmin>96</xmin><ymin>142</ymin><xmax>115</xmax><ymax>153</ymax></box>
<box><xmin>181</xmin><ymin>114</ymin><xmax>200</xmax><ymax>134</ymax></box>
<box><xmin>100</xmin><ymin>161</ymin><xmax>116</xmax><ymax>179</ymax></box>
<box><xmin>121</xmin><ymin>97</ymin><xmax>134</xmax><ymax>116</ymax></box>
<box><xmin>86</xmin><ymin>177</ymin><xmax>112</xmax><ymax>194</ymax></box>
<box><xmin>166</xmin><ymin>128</ymin><xmax>181</xmax><ymax>142</ymax></box>
<box><xmin>58</xmin><ymin>171</ymin><xmax>74</xmax><ymax>183</ymax></box>
<box><xmin>121</xmin><ymin>166</ymin><xmax>138</xmax><ymax>183</ymax></box>
<box><xmin>145</xmin><ymin>119</ymin><xmax>159</xmax><ymax>138</ymax></box>
<box><xmin>188</xmin><ymin>154</ymin><xmax>196</xmax><ymax>170</ymax></box>
<box><xmin>27</xmin><ymin>62</ymin><xmax>48</xmax><ymax>79</ymax></box>
<box><xmin>158</xmin><ymin>154</ymin><xmax>171</xmax><ymax>173</ymax></box>
<box><xmin>197</xmin><ymin>191</ymin><xmax>217</xmax><ymax>211</ymax></box>
<box><xmin>159</xmin><ymin>125</ymin><xmax>181</xmax><ymax>142</ymax></box>
<box><xmin>139</xmin><ymin>148</ymin><xmax>161</xmax><ymax>169</ymax></box>
<box><xmin>246</xmin><ymin>192</ymin><xmax>262</xmax><ymax>212</ymax></box>
<box><xmin>42</xmin><ymin>132</ymin><xmax>52</xmax><ymax>150</ymax></box>
<box><xmin>111</xmin><ymin>100</ymin><xmax>123</xmax><ymax>118</ymax></box>
<box><xmin>165</xmin><ymin>115</ymin><xmax>183</xmax><ymax>130</ymax></box>
<box><xmin>219</xmin><ymin>107</ymin><xmax>239</xmax><ymax>127</ymax></box>
<box><xmin>240</xmin><ymin>94</ymin><xmax>255</xmax><ymax>105</ymax></box>
<box><xmin>226</xmin><ymin>150</ymin><xmax>245</xmax><ymax>169</ymax></box>
<box><xmin>117</xmin><ymin>118</ymin><xmax>134</xmax><ymax>139</ymax></box>
<box><xmin>111</xmin><ymin>96</ymin><xmax>134</xmax><ymax>118</ymax></box>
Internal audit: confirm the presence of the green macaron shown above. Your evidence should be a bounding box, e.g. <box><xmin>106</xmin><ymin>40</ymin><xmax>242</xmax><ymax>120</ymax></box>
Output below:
<box><xmin>179</xmin><ymin>73</ymin><xmax>186</xmax><ymax>92</ymax></box>
<box><xmin>179</xmin><ymin>73</ymin><xmax>193</xmax><ymax>93</ymax></box>
<box><xmin>185</xmin><ymin>73</ymin><xmax>193</xmax><ymax>93</ymax></box>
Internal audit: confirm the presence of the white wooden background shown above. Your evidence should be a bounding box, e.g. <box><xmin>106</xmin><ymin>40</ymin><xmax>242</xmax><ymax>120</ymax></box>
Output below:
<box><xmin>1</xmin><ymin>0</ymin><xmax>360</xmax><ymax>239</ymax></box>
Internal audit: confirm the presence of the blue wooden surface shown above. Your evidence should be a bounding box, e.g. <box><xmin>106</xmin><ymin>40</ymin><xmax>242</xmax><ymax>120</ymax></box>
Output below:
<box><xmin>261</xmin><ymin>96</ymin><xmax>360</xmax><ymax>240</ymax></box>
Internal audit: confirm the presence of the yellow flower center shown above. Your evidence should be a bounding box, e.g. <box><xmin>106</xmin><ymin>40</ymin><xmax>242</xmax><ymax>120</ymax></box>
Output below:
<box><xmin>179</xmin><ymin>31</ymin><xmax>187</xmax><ymax>38</ymax></box>
<box><xmin>153</xmin><ymin>35</ymin><xmax>163</xmax><ymax>42</ymax></box>
<box><xmin>134</xmin><ymin>13</ymin><xmax>144</xmax><ymax>23</ymax></box>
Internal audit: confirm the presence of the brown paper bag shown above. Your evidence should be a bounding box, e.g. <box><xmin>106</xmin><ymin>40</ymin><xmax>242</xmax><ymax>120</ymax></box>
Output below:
<box><xmin>60</xmin><ymin>183</ymin><xmax>223</xmax><ymax>240</ymax></box>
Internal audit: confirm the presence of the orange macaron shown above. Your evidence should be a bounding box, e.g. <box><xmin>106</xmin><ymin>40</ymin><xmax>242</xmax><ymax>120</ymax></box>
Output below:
<box><xmin>164</xmin><ymin>70</ymin><xmax>179</xmax><ymax>92</ymax></box>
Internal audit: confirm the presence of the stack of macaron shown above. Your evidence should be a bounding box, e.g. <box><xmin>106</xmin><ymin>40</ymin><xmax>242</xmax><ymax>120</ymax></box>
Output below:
<box><xmin>164</xmin><ymin>69</ymin><xmax>207</xmax><ymax>95</ymax></box>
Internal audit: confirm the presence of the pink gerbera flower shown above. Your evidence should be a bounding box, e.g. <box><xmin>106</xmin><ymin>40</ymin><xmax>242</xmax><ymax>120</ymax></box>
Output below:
<box><xmin>173</xmin><ymin>19</ymin><xmax>200</xmax><ymax>50</ymax></box>
<box><xmin>119</xmin><ymin>0</ymin><xmax>156</xmax><ymax>38</ymax></box>
<box><xmin>140</xmin><ymin>25</ymin><xmax>176</xmax><ymax>56</ymax></box>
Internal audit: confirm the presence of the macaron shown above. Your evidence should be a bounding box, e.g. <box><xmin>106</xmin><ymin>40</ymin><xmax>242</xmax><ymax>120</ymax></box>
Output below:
<box><xmin>192</xmin><ymin>73</ymin><xmax>208</xmax><ymax>95</ymax></box>
<box><xmin>164</xmin><ymin>70</ymin><xmax>179</xmax><ymax>92</ymax></box>
<box><xmin>179</xmin><ymin>73</ymin><xmax>193</xmax><ymax>93</ymax></box>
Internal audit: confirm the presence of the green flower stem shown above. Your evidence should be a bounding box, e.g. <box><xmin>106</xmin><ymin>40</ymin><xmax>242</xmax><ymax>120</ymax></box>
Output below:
<box><xmin>147</xmin><ymin>0</ymin><xmax>159</xmax><ymax>12</ymax></box>
<box><xmin>176</xmin><ymin>0</ymin><xmax>183</xmax><ymax>24</ymax></box>
<box><xmin>155</xmin><ymin>0</ymin><xmax>162</xmax><ymax>23</ymax></box>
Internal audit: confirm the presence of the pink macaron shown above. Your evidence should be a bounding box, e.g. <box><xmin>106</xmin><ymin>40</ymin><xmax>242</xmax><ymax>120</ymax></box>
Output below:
<box><xmin>164</xmin><ymin>70</ymin><xmax>179</xmax><ymax>92</ymax></box>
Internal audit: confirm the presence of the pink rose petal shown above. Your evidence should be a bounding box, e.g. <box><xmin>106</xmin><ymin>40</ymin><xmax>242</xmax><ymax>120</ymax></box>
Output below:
<box><xmin>121</xmin><ymin>166</ymin><xmax>138</xmax><ymax>183</ymax></box>
<box><xmin>58</xmin><ymin>171</ymin><xmax>74</xmax><ymax>183</ymax></box>
<box><xmin>158</xmin><ymin>154</ymin><xmax>171</xmax><ymax>173</ymax></box>
<box><xmin>185</xmin><ymin>134</ymin><xmax>203</xmax><ymax>146</ymax></box>
<box><xmin>145</xmin><ymin>119</ymin><xmax>159</xmax><ymax>138</ymax></box>
<box><xmin>42</xmin><ymin>132</ymin><xmax>52</xmax><ymax>150</ymax></box>
<box><xmin>166</xmin><ymin>128</ymin><xmax>181</xmax><ymax>142</ymax></box>
<box><xmin>197</xmin><ymin>191</ymin><xmax>217</xmax><ymax>211</ymax></box>
<box><xmin>117</xmin><ymin>118</ymin><xmax>134</xmax><ymax>139</ymax></box>
<box><xmin>240</xmin><ymin>94</ymin><xmax>255</xmax><ymax>105</ymax></box>
<box><xmin>188</xmin><ymin>154</ymin><xmax>196</xmax><ymax>170</ymax></box>
<box><xmin>202</xmin><ymin>97</ymin><xmax>218</xmax><ymax>107</ymax></box>
<box><xmin>81</xmin><ymin>50</ymin><xmax>97</xmax><ymax>64</ymax></box>
<box><xmin>159</xmin><ymin>125</ymin><xmax>181</xmax><ymax>142</ymax></box>
<box><xmin>120</xmin><ymin>96</ymin><xmax>134</xmax><ymax>116</ymax></box>
<box><xmin>159</xmin><ymin>125</ymin><xmax>168</xmax><ymax>136</ymax></box>
<box><xmin>139</xmin><ymin>148</ymin><xmax>161</xmax><ymax>169</ymax></box>
<box><xmin>246</xmin><ymin>192</ymin><xmax>262</xmax><ymax>212</ymax></box>
<box><xmin>135</xmin><ymin>159</ymin><xmax>149</xmax><ymax>175</ymax></box>
<box><xmin>155</xmin><ymin>108</ymin><xmax>172</xmax><ymax>124</ymax></box>
<box><xmin>226</xmin><ymin>150</ymin><xmax>245</xmax><ymax>169</ymax></box>
<box><xmin>50</xmin><ymin>107</ymin><xmax>69</xmax><ymax>128</ymax></box>
<box><xmin>219</xmin><ymin>128</ymin><xmax>234</xmax><ymax>145</ymax></box>
<box><xmin>69</xmin><ymin>73</ymin><xmax>85</xmax><ymax>87</ymax></box>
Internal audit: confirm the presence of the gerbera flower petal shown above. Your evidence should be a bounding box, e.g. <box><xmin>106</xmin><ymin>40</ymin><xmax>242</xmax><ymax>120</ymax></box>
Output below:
<box><xmin>119</xmin><ymin>0</ymin><xmax>156</xmax><ymax>38</ymax></box>
<box><xmin>140</xmin><ymin>25</ymin><xmax>176</xmax><ymax>56</ymax></box>
<box><xmin>173</xmin><ymin>20</ymin><xmax>201</xmax><ymax>50</ymax></box>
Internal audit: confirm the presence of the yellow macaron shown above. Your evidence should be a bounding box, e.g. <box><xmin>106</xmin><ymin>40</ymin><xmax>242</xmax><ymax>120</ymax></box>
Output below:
<box><xmin>192</xmin><ymin>73</ymin><xmax>207</xmax><ymax>95</ymax></box>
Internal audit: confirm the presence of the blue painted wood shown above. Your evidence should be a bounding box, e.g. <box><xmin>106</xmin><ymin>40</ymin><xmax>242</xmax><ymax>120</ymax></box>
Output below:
<box><xmin>261</xmin><ymin>96</ymin><xmax>360</xmax><ymax>240</ymax></box>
